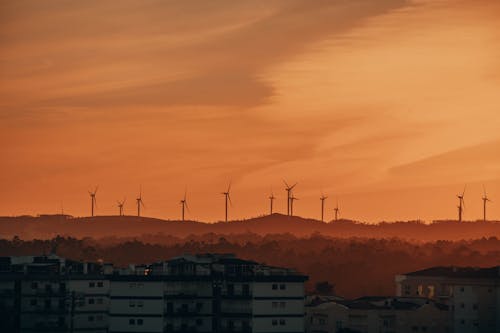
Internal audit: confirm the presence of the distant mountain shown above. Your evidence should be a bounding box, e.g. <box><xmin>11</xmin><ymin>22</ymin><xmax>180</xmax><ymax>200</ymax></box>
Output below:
<box><xmin>0</xmin><ymin>213</ymin><xmax>499</xmax><ymax>241</ymax></box>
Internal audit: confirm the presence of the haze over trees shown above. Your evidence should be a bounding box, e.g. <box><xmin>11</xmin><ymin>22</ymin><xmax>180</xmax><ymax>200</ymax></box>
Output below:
<box><xmin>1</xmin><ymin>232</ymin><xmax>499</xmax><ymax>298</ymax></box>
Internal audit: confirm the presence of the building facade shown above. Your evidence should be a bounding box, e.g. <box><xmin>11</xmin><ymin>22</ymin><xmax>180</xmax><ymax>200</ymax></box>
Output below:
<box><xmin>306</xmin><ymin>296</ymin><xmax>450</xmax><ymax>333</ymax></box>
<box><xmin>0</xmin><ymin>253</ymin><xmax>308</xmax><ymax>333</ymax></box>
<box><xmin>395</xmin><ymin>266</ymin><xmax>500</xmax><ymax>333</ymax></box>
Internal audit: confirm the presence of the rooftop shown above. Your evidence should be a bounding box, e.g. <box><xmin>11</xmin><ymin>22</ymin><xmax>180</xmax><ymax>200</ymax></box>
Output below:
<box><xmin>404</xmin><ymin>266</ymin><xmax>500</xmax><ymax>279</ymax></box>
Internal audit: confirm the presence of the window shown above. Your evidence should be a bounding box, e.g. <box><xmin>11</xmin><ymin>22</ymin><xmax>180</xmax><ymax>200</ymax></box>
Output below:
<box><xmin>59</xmin><ymin>299</ymin><xmax>65</xmax><ymax>309</ymax></box>
<box><xmin>59</xmin><ymin>283</ymin><xmax>66</xmax><ymax>292</ymax></box>
<box><xmin>404</xmin><ymin>285</ymin><xmax>411</xmax><ymax>296</ymax></box>
<box><xmin>137</xmin><ymin>319</ymin><xmax>143</xmax><ymax>325</ymax></box>
<box><xmin>129</xmin><ymin>300</ymin><xmax>136</xmax><ymax>307</ymax></box>
<box><xmin>88</xmin><ymin>298</ymin><xmax>95</xmax><ymax>305</ymax></box>
<box><xmin>272</xmin><ymin>284</ymin><xmax>278</xmax><ymax>290</ymax></box>
<box><xmin>460</xmin><ymin>287</ymin><xmax>465</xmax><ymax>292</ymax></box>
<box><xmin>88</xmin><ymin>315</ymin><xmax>95</xmax><ymax>322</ymax></box>
<box><xmin>242</xmin><ymin>284</ymin><xmax>250</xmax><ymax>296</ymax></box>
<box><xmin>460</xmin><ymin>303</ymin><xmax>465</xmax><ymax>309</ymax></box>
<box><xmin>129</xmin><ymin>319</ymin><xmax>136</xmax><ymax>325</ymax></box>
<box><xmin>196</xmin><ymin>302</ymin><xmax>203</xmax><ymax>311</ymax></box>
<box><xmin>422</xmin><ymin>326</ymin><xmax>428</xmax><ymax>332</ymax></box>
<box><xmin>31</xmin><ymin>282</ymin><xmax>38</xmax><ymax>289</ymax></box>
<box><xmin>272</xmin><ymin>319</ymin><xmax>278</xmax><ymax>326</ymax></box>
<box><xmin>30</xmin><ymin>299</ymin><xmax>37</xmax><ymax>306</ymax></box>
<box><xmin>96</xmin><ymin>315</ymin><xmax>103</xmax><ymax>321</ymax></box>
<box><xmin>227</xmin><ymin>284</ymin><xmax>234</xmax><ymax>296</ymax></box>
<box><xmin>279</xmin><ymin>284</ymin><xmax>286</xmax><ymax>290</ymax></box>
<box><xmin>280</xmin><ymin>301</ymin><xmax>286</xmax><ymax>308</ymax></box>
<box><xmin>97</xmin><ymin>298</ymin><xmax>103</xmax><ymax>305</ymax></box>
<box><xmin>137</xmin><ymin>300</ymin><xmax>144</xmax><ymax>308</ymax></box>
<box><xmin>44</xmin><ymin>299</ymin><xmax>51</xmax><ymax>309</ymax></box>
<box><xmin>196</xmin><ymin>319</ymin><xmax>203</xmax><ymax>326</ymax></box>
<box><xmin>417</xmin><ymin>285</ymin><xmax>423</xmax><ymax>296</ymax></box>
<box><xmin>280</xmin><ymin>319</ymin><xmax>286</xmax><ymax>325</ymax></box>
<box><xmin>89</xmin><ymin>282</ymin><xmax>95</xmax><ymax>288</ymax></box>
<box><xmin>473</xmin><ymin>304</ymin><xmax>478</xmax><ymax>310</ymax></box>
<box><xmin>97</xmin><ymin>281</ymin><xmax>103</xmax><ymax>288</ymax></box>
<box><xmin>45</xmin><ymin>284</ymin><xmax>52</xmax><ymax>292</ymax></box>
<box><xmin>272</xmin><ymin>302</ymin><xmax>278</xmax><ymax>309</ymax></box>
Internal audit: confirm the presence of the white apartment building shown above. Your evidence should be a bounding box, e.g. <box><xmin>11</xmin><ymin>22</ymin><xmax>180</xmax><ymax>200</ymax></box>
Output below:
<box><xmin>396</xmin><ymin>266</ymin><xmax>500</xmax><ymax>333</ymax></box>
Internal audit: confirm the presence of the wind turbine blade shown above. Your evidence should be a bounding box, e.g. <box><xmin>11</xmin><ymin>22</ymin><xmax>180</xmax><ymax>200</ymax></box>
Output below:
<box><xmin>291</xmin><ymin>182</ymin><xmax>298</xmax><ymax>190</ymax></box>
<box><xmin>283</xmin><ymin>180</ymin><xmax>290</xmax><ymax>188</ymax></box>
<box><xmin>95</xmin><ymin>185</ymin><xmax>99</xmax><ymax>193</ymax></box>
<box><xmin>462</xmin><ymin>185</ymin><xmax>466</xmax><ymax>197</ymax></box>
<box><xmin>228</xmin><ymin>194</ymin><xmax>233</xmax><ymax>206</ymax></box>
<box><xmin>227</xmin><ymin>181</ymin><xmax>232</xmax><ymax>193</ymax></box>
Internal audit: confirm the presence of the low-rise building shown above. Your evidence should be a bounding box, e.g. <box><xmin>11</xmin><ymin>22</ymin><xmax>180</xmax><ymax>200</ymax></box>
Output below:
<box><xmin>306</xmin><ymin>296</ymin><xmax>450</xmax><ymax>333</ymax></box>
<box><xmin>396</xmin><ymin>266</ymin><xmax>500</xmax><ymax>333</ymax></box>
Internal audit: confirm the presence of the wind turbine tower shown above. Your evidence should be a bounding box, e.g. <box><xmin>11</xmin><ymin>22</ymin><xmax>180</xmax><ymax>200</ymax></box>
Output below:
<box><xmin>269</xmin><ymin>192</ymin><xmax>275</xmax><ymax>215</ymax></box>
<box><xmin>283</xmin><ymin>181</ymin><xmax>297</xmax><ymax>216</ymax></box>
<box><xmin>457</xmin><ymin>187</ymin><xmax>466</xmax><ymax>222</ymax></box>
<box><xmin>334</xmin><ymin>200</ymin><xmax>340</xmax><ymax>222</ymax></box>
<box><xmin>290</xmin><ymin>195</ymin><xmax>298</xmax><ymax>216</ymax></box>
<box><xmin>88</xmin><ymin>186</ymin><xmax>98</xmax><ymax>217</ymax></box>
<box><xmin>136</xmin><ymin>189</ymin><xmax>145</xmax><ymax>217</ymax></box>
<box><xmin>117</xmin><ymin>198</ymin><xmax>126</xmax><ymax>216</ymax></box>
<box><xmin>482</xmin><ymin>186</ymin><xmax>492</xmax><ymax>222</ymax></box>
<box><xmin>221</xmin><ymin>183</ymin><xmax>232</xmax><ymax>222</ymax></box>
<box><xmin>320</xmin><ymin>194</ymin><xmax>328</xmax><ymax>222</ymax></box>
<box><xmin>180</xmin><ymin>191</ymin><xmax>189</xmax><ymax>222</ymax></box>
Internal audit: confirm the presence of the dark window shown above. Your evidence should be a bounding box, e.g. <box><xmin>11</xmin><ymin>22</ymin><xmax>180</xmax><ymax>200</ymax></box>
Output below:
<box><xmin>242</xmin><ymin>284</ymin><xmax>250</xmax><ymax>296</ymax></box>
<box><xmin>59</xmin><ymin>299</ymin><xmax>65</xmax><ymax>309</ymax></box>
<box><xmin>129</xmin><ymin>319</ymin><xmax>135</xmax><ymax>325</ymax></box>
<box><xmin>280</xmin><ymin>319</ymin><xmax>286</xmax><ymax>325</ymax></box>
<box><xmin>272</xmin><ymin>319</ymin><xmax>278</xmax><ymax>326</ymax></box>
<box><xmin>272</xmin><ymin>284</ymin><xmax>278</xmax><ymax>290</ymax></box>
<box><xmin>89</xmin><ymin>282</ymin><xmax>95</xmax><ymax>288</ymax></box>
<box><xmin>44</xmin><ymin>299</ymin><xmax>51</xmax><ymax>309</ymax></box>
<box><xmin>166</xmin><ymin>302</ymin><xmax>173</xmax><ymax>313</ymax></box>
<box><xmin>279</xmin><ymin>284</ymin><xmax>286</xmax><ymax>290</ymax></box>
<box><xmin>30</xmin><ymin>299</ymin><xmax>37</xmax><ymax>306</ymax></box>
<box><xmin>97</xmin><ymin>281</ymin><xmax>103</xmax><ymax>288</ymax></box>
<box><xmin>196</xmin><ymin>319</ymin><xmax>203</xmax><ymax>326</ymax></box>
<box><xmin>58</xmin><ymin>317</ymin><xmax>65</xmax><ymax>327</ymax></box>
<box><xmin>31</xmin><ymin>282</ymin><xmax>38</xmax><ymax>289</ymax></box>
<box><xmin>45</xmin><ymin>284</ymin><xmax>52</xmax><ymax>292</ymax></box>
<box><xmin>460</xmin><ymin>303</ymin><xmax>465</xmax><ymax>309</ymax></box>
<box><xmin>473</xmin><ymin>304</ymin><xmax>478</xmax><ymax>310</ymax></box>
<box><xmin>228</xmin><ymin>320</ymin><xmax>234</xmax><ymax>330</ymax></box>
<box><xmin>88</xmin><ymin>298</ymin><xmax>95</xmax><ymax>305</ymax></box>
<box><xmin>227</xmin><ymin>284</ymin><xmax>234</xmax><ymax>296</ymax></box>
<box><xmin>88</xmin><ymin>316</ymin><xmax>95</xmax><ymax>322</ymax></box>
<box><xmin>137</xmin><ymin>319</ymin><xmax>143</xmax><ymax>325</ymax></box>
<box><xmin>460</xmin><ymin>287</ymin><xmax>465</xmax><ymax>292</ymax></box>
<box><xmin>97</xmin><ymin>298</ymin><xmax>103</xmax><ymax>304</ymax></box>
<box><xmin>196</xmin><ymin>302</ymin><xmax>203</xmax><ymax>311</ymax></box>
<box><xmin>59</xmin><ymin>283</ymin><xmax>66</xmax><ymax>292</ymax></box>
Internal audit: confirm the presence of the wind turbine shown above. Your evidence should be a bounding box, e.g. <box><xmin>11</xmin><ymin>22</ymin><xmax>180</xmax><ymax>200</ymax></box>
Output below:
<box><xmin>88</xmin><ymin>186</ymin><xmax>98</xmax><ymax>217</ymax></box>
<box><xmin>283</xmin><ymin>180</ymin><xmax>297</xmax><ymax>216</ymax></box>
<box><xmin>334</xmin><ymin>200</ymin><xmax>340</xmax><ymax>222</ymax></box>
<box><xmin>269</xmin><ymin>191</ymin><xmax>275</xmax><ymax>215</ymax></box>
<box><xmin>136</xmin><ymin>188</ymin><xmax>145</xmax><ymax>217</ymax></box>
<box><xmin>290</xmin><ymin>195</ymin><xmax>298</xmax><ymax>216</ymax></box>
<box><xmin>482</xmin><ymin>186</ymin><xmax>492</xmax><ymax>222</ymax></box>
<box><xmin>221</xmin><ymin>182</ymin><xmax>232</xmax><ymax>222</ymax></box>
<box><xmin>320</xmin><ymin>194</ymin><xmax>328</xmax><ymax>222</ymax></box>
<box><xmin>180</xmin><ymin>190</ymin><xmax>189</xmax><ymax>222</ymax></box>
<box><xmin>457</xmin><ymin>186</ymin><xmax>466</xmax><ymax>222</ymax></box>
<box><xmin>117</xmin><ymin>198</ymin><xmax>126</xmax><ymax>216</ymax></box>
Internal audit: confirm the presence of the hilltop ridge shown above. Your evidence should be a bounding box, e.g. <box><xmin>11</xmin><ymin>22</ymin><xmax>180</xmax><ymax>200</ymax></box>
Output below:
<box><xmin>0</xmin><ymin>213</ymin><xmax>499</xmax><ymax>241</ymax></box>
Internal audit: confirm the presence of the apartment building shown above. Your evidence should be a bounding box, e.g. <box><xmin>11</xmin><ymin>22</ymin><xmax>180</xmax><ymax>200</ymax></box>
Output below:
<box><xmin>396</xmin><ymin>266</ymin><xmax>500</xmax><ymax>333</ymax></box>
<box><xmin>306</xmin><ymin>296</ymin><xmax>450</xmax><ymax>333</ymax></box>
<box><xmin>0</xmin><ymin>253</ymin><xmax>308</xmax><ymax>333</ymax></box>
<box><xmin>0</xmin><ymin>254</ymin><xmax>112</xmax><ymax>333</ymax></box>
<box><xmin>109</xmin><ymin>254</ymin><xmax>308</xmax><ymax>333</ymax></box>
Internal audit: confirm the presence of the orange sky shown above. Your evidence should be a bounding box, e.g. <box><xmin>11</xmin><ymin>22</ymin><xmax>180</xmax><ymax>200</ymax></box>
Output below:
<box><xmin>1</xmin><ymin>0</ymin><xmax>500</xmax><ymax>222</ymax></box>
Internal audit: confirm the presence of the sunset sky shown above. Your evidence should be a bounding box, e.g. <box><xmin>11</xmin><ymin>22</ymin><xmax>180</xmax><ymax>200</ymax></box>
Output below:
<box><xmin>1</xmin><ymin>0</ymin><xmax>500</xmax><ymax>222</ymax></box>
